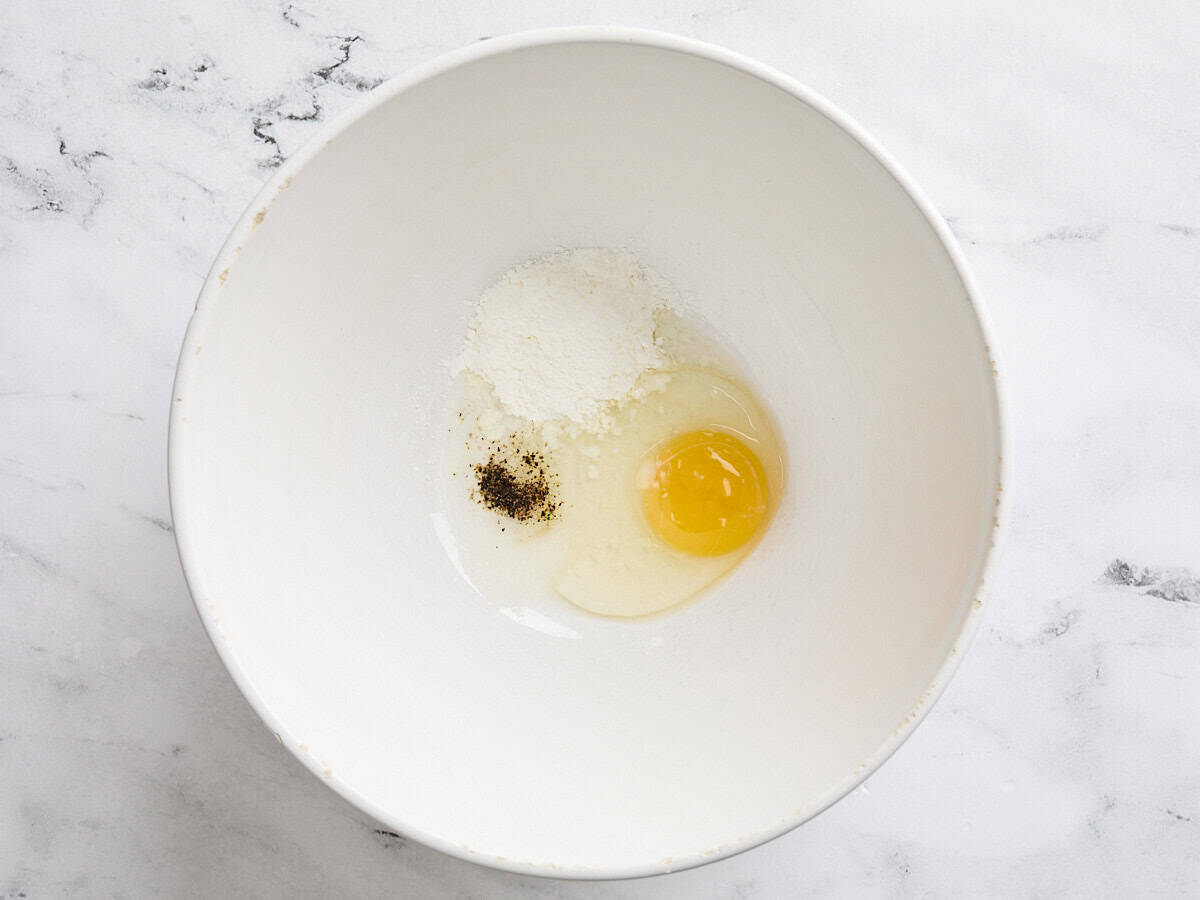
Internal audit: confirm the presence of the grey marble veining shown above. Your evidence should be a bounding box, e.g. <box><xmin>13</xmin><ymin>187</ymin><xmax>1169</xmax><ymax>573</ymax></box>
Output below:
<box><xmin>2</xmin><ymin>1</ymin><xmax>1199</xmax><ymax>897</ymax></box>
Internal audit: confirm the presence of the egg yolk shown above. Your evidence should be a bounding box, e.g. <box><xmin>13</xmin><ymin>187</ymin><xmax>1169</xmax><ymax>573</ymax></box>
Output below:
<box><xmin>641</xmin><ymin>430</ymin><xmax>770</xmax><ymax>556</ymax></box>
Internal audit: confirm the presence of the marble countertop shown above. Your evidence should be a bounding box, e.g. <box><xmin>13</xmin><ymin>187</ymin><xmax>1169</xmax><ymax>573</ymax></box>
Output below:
<box><xmin>3</xmin><ymin>1</ymin><xmax>1198</xmax><ymax>896</ymax></box>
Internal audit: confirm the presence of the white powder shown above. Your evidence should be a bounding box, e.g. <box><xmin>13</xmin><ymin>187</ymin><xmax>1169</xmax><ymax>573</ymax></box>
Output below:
<box><xmin>456</xmin><ymin>248</ymin><xmax>672</xmax><ymax>429</ymax></box>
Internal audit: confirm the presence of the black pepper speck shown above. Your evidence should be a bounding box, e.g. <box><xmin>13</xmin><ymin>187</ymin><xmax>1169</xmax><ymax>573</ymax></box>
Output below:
<box><xmin>468</xmin><ymin>432</ymin><xmax>560</xmax><ymax>524</ymax></box>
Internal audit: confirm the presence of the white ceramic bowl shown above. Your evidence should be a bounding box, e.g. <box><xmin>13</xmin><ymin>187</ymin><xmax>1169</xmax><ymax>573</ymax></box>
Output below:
<box><xmin>170</xmin><ymin>28</ymin><xmax>1004</xmax><ymax>879</ymax></box>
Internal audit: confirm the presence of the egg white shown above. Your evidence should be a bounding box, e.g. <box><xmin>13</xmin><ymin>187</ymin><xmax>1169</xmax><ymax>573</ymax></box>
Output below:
<box><xmin>443</xmin><ymin>367</ymin><xmax>783</xmax><ymax>622</ymax></box>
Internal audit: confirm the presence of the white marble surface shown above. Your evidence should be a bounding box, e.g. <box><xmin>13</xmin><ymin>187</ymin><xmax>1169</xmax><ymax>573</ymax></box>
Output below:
<box><xmin>2</xmin><ymin>0</ymin><xmax>1199</xmax><ymax>896</ymax></box>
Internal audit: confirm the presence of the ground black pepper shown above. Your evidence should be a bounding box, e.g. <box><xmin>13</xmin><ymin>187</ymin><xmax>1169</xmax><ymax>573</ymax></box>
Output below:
<box><xmin>469</xmin><ymin>434</ymin><xmax>560</xmax><ymax>524</ymax></box>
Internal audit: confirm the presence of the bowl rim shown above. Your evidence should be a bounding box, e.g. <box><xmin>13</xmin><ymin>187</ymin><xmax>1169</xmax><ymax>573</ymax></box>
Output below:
<box><xmin>168</xmin><ymin>25</ymin><xmax>1010</xmax><ymax>881</ymax></box>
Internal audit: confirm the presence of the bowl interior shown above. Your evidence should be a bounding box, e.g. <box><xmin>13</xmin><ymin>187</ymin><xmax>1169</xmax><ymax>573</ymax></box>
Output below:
<box><xmin>172</xmin><ymin>35</ymin><xmax>1001</xmax><ymax>876</ymax></box>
